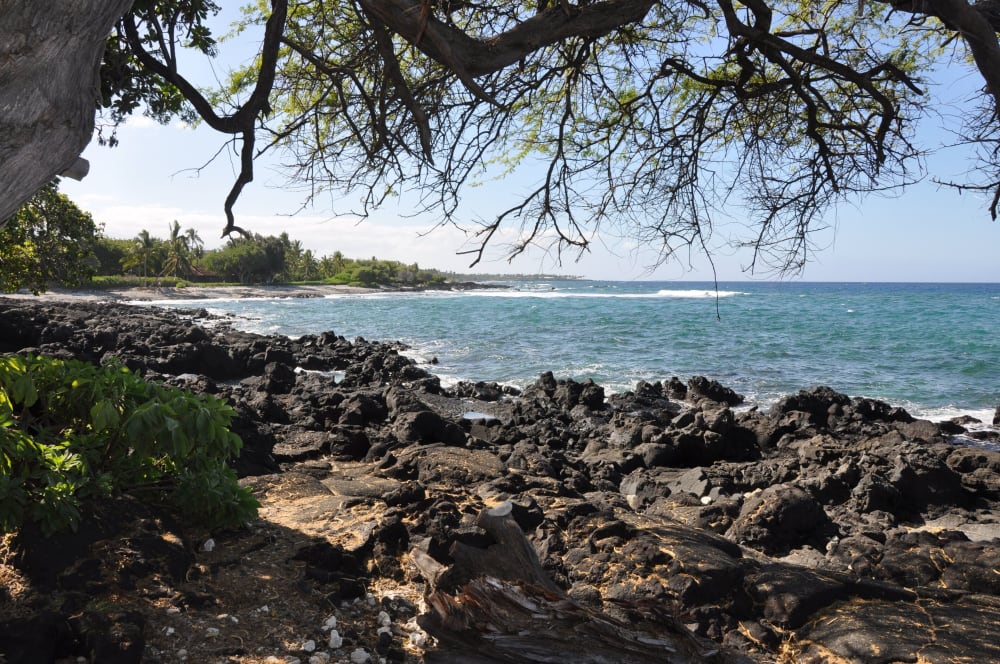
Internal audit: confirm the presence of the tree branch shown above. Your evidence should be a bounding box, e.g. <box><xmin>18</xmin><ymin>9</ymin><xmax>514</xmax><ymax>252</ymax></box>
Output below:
<box><xmin>881</xmin><ymin>0</ymin><xmax>1000</xmax><ymax>114</ymax></box>
<box><xmin>122</xmin><ymin>0</ymin><xmax>289</xmax><ymax>235</ymax></box>
<box><xmin>357</xmin><ymin>0</ymin><xmax>657</xmax><ymax>76</ymax></box>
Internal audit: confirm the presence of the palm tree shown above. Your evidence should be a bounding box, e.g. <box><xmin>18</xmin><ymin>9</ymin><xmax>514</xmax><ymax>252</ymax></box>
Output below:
<box><xmin>285</xmin><ymin>238</ymin><xmax>303</xmax><ymax>280</ymax></box>
<box><xmin>184</xmin><ymin>227</ymin><xmax>204</xmax><ymax>259</ymax></box>
<box><xmin>130</xmin><ymin>229</ymin><xmax>155</xmax><ymax>285</ymax></box>
<box><xmin>160</xmin><ymin>220</ymin><xmax>192</xmax><ymax>279</ymax></box>
<box><xmin>331</xmin><ymin>250</ymin><xmax>346</xmax><ymax>274</ymax></box>
<box><xmin>299</xmin><ymin>249</ymin><xmax>319</xmax><ymax>280</ymax></box>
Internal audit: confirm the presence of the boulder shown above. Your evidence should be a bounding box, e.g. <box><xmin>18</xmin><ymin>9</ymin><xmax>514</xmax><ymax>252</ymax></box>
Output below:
<box><xmin>889</xmin><ymin>448</ymin><xmax>969</xmax><ymax>512</ymax></box>
<box><xmin>729</xmin><ymin>484</ymin><xmax>835</xmax><ymax>556</ymax></box>
<box><xmin>665</xmin><ymin>376</ymin><xmax>688</xmax><ymax>399</ymax></box>
<box><xmin>619</xmin><ymin>469</ymin><xmax>673</xmax><ymax>510</ymax></box>
<box><xmin>849</xmin><ymin>473</ymin><xmax>902</xmax><ymax>515</ymax></box>
<box><xmin>632</xmin><ymin>441</ymin><xmax>675</xmax><ymax>467</ymax></box>
<box><xmin>384</xmin><ymin>385</ymin><xmax>428</xmax><ymax>417</ymax></box>
<box><xmin>852</xmin><ymin>396</ymin><xmax>914</xmax><ymax>423</ymax></box>
<box><xmin>790</xmin><ymin>594</ymin><xmax>1000</xmax><ymax>664</ymax></box>
<box><xmin>770</xmin><ymin>386</ymin><xmax>851</xmax><ymax>427</ymax></box>
<box><xmin>409</xmin><ymin>446</ymin><xmax>507</xmax><ymax>485</ymax></box>
<box><xmin>262</xmin><ymin>361</ymin><xmax>297</xmax><ymax>394</ymax></box>
<box><xmin>894</xmin><ymin>418</ymin><xmax>947</xmax><ymax>444</ymax></box>
<box><xmin>686</xmin><ymin>376</ymin><xmax>743</xmax><ymax>406</ymax></box>
<box><xmin>338</xmin><ymin>392</ymin><xmax>389</xmax><ymax>426</ymax></box>
<box><xmin>450</xmin><ymin>380</ymin><xmax>513</xmax><ymax>401</ymax></box>
<box><xmin>392</xmin><ymin>410</ymin><xmax>466</xmax><ymax>446</ymax></box>
<box><xmin>947</xmin><ymin>447</ymin><xmax>1000</xmax><ymax>498</ymax></box>
<box><xmin>270</xmin><ymin>427</ymin><xmax>329</xmax><ymax>463</ymax></box>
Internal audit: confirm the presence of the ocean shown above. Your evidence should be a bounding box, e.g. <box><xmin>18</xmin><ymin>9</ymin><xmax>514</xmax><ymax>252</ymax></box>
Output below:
<box><xmin>144</xmin><ymin>281</ymin><xmax>999</xmax><ymax>427</ymax></box>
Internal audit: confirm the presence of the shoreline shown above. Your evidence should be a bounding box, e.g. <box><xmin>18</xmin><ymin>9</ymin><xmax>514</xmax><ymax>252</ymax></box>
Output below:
<box><xmin>2</xmin><ymin>297</ymin><xmax>1000</xmax><ymax>662</ymax></box>
<box><xmin>3</xmin><ymin>282</ymin><xmax>491</xmax><ymax>303</ymax></box>
<box><xmin>4</xmin><ymin>286</ymin><xmax>998</xmax><ymax>431</ymax></box>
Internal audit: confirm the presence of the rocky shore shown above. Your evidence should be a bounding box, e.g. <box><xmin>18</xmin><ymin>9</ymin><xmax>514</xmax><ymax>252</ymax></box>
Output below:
<box><xmin>2</xmin><ymin>297</ymin><xmax>999</xmax><ymax>664</ymax></box>
<box><xmin>0</xmin><ymin>281</ymin><xmax>506</xmax><ymax>304</ymax></box>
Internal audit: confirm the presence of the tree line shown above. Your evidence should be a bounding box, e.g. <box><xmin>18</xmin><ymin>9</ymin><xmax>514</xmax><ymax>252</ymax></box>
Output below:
<box><xmin>2</xmin><ymin>182</ymin><xmax>447</xmax><ymax>294</ymax></box>
<box><xmin>98</xmin><ymin>226</ymin><xmax>446</xmax><ymax>288</ymax></box>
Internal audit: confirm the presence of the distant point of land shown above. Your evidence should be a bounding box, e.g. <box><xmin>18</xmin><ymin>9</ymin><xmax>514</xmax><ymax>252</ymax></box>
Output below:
<box><xmin>441</xmin><ymin>272</ymin><xmax>584</xmax><ymax>281</ymax></box>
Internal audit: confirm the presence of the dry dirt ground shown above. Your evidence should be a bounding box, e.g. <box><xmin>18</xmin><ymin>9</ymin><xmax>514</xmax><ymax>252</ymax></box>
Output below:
<box><xmin>1</xmin><ymin>463</ymin><xmax>442</xmax><ymax>664</ymax></box>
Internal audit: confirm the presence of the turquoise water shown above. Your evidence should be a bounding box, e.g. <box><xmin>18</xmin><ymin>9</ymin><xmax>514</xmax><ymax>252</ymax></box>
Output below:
<box><xmin>146</xmin><ymin>281</ymin><xmax>1000</xmax><ymax>423</ymax></box>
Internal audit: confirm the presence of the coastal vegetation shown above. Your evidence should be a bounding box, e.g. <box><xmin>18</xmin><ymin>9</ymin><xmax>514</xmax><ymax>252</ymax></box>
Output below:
<box><xmin>0</xmin><ymin>355</ymin><xmax>257</xmax><ymax>535</ymax></box>
<box><xmin>0</xmin><ymin>180</ymin><xmax>573</xmax><ymax>293</ymax></box>
<box><xmin>97</xmin><ymin>227</ymin><xmax>449</xmax><ymax>288</ymax></box>
<box><xmin>0</xmin><ymin>182</ymin><xmax>452</xmax><ymax>292</ymax></box>
<box><xmin>0</xmin><ymin>182</ymin><xmax>99</xmax><ymax>294</ymax></box>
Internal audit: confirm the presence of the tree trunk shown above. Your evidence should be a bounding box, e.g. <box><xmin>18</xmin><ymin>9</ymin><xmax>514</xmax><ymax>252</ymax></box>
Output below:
<box><xmin>0</xmin><ymin>0</ymin><xmax>133</xmax><ymax>223</ymax></box>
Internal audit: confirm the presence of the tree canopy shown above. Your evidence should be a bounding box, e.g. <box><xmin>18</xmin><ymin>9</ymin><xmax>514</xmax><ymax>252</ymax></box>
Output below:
<box><xmin>85</xmin><ymin>225</ymin><xmax>449</xmax><ymax>288</ymax></box>
<box><xmin>5</xmin><ymin>1</ymin><xmax>1000</xmax><ymax>273</ymax></box>
<box><xmin>0</xmin><ymin>182</ymin><xmax>100</xmax><ymax>294</ymax></box>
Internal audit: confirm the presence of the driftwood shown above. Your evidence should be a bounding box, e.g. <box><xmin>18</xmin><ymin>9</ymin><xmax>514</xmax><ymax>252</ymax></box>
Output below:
<box><xmin>411</xmin><ymin>502</ymin><xmax>735</xmax><ymax>664</ymax></box>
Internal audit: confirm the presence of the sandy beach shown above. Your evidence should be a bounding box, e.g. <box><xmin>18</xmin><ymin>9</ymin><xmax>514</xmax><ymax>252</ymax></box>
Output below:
<box><xmin>4</xmin><ymin>283</ymin><xmax>388</xmax><ymax>302</ymax></box>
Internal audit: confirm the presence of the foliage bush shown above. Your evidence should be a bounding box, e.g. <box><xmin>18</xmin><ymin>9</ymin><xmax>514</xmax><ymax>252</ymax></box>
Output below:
<box><xmin>1</xmin><ymin>181</ymin><xmax>99</xmax><ymax>294</ymax></box>
<box><xmin>91</xmin><ymin>226</ymin><xmax>454</xmax><ymax>289</ymax></box>
<box><xmin>89</xmin><ymin>275</ymin><xmax>148</xmax><ymax>289</ymax></box>
<box><xmin>0</xmin><ymin>355</ymin><xmax>258</xmax><ymax>535</ymax></box>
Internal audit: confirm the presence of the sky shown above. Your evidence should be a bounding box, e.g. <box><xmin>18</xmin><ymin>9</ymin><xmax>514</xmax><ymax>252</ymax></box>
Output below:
<box><xmin>59</xmin><ymin>13</ymin><xmax>999</xmax><ymax>283</ymax></box>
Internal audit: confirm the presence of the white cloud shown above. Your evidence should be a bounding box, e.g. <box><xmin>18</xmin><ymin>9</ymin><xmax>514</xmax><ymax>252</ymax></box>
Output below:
<box><xmin>72</xmin><ymin>192</ymin><xmax>120</xmax><ymax>206</ymax></box>
<box><xmin>123</xmin><ymin>116</ymin><xmax>159</xmax><ymax>129</ymax></box>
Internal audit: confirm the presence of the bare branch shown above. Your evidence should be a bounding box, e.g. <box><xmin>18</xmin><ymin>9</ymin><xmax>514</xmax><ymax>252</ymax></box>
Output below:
<box><xmin>122</xmin><ymin>0</ymin><xmax>289</xmax><ymax>235</ymax></box>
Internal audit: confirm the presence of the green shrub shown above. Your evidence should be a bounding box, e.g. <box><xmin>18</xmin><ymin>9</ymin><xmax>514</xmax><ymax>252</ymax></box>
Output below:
<box><xmin>88</xmin><ymin>275</ymin><xmax>146</xmax><ymax>289</ymax></box>
<box><xmin>0</xmin><ymin>355</ymin><xmax>258</xmax><ymax>535</ymax></box>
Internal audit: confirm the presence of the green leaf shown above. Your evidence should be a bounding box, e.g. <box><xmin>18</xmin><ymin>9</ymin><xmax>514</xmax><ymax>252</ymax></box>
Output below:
<box><xmin>11</xmin><ymin>374</ymin><xmax>38</xmax><ymax>407</ymax></box>
<box><xmin>0</xmin><ymin>355</ymin><xmax>256</xmax><ymax>534</ymax></box>
<box><xmin>90</xmin><ymin>399</ymin><xmax>121</xmax><ymax>431</ymax></box>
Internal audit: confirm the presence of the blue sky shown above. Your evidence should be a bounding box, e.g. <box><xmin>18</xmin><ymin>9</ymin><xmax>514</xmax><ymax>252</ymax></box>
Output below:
<box><xmin>60</xmin><ymin>15</ymin><xmax>999</xmax><ymax>283</ymax></box>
